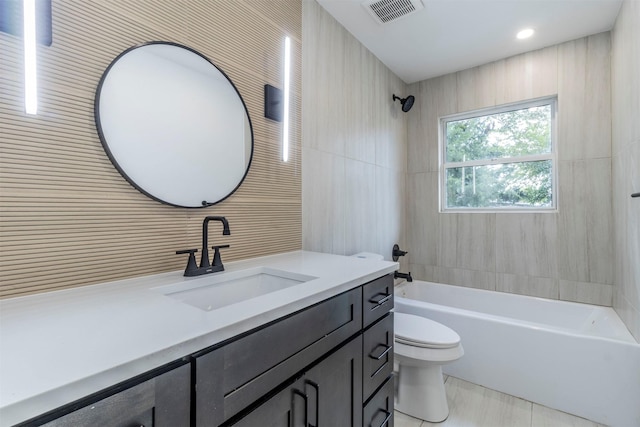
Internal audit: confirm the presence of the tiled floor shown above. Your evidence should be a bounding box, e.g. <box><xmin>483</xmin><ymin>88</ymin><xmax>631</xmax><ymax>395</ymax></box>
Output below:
<box><xmin>394</xmin><ymin>376</ymin><xmax>606</xmax><ymax>427</ymax></box>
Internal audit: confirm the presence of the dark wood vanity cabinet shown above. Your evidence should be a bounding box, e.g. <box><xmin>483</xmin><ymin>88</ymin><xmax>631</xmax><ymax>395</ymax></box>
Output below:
<box><xmin>195</xmin><ymin>274</ymin><xmax>394</xmax><ymax>427</ymax></box>
<box><xmin>21</xmin><ymin>274</ymin><xmax>394</xmax><ymax>427</ymax></box>
<box><xmin>194</xmin><ymin>287</ymin><xmax>363</xmax><ymax>426</ymax></box>
<box><xmin>36</xmin><ymin>363</ymin><xmax>191</xmax><ymax>427</ymax></box>
<box><xmin>362</xmin><ymin>275</ymin><xmax>395</xmax><ymax>427</ymax></box>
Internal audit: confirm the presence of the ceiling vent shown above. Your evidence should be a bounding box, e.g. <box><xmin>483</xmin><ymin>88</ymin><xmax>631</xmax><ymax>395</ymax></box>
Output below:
<box><xmin>363</xmin><ymin>0</ymin><xmax>424</xmax><ymax>24</ymax></box>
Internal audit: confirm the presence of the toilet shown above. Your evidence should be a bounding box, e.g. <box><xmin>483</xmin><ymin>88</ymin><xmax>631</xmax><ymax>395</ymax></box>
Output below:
<box><xmin>394</xmin><ymin>312</ymin><xmax>464</xmax><ymax>422</ymax></box>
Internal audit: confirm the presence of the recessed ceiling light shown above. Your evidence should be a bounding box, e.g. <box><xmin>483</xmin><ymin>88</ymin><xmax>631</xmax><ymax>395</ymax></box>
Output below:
<box><xmin>517</xmin><ymin>28</ymin><xmax>535</xmax><ymax>40</ymax></box>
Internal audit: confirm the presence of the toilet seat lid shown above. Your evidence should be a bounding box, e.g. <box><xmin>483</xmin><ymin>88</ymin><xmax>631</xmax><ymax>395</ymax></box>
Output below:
<box><xmin>395</xmin><ymin>312</ymin><xmax>461</xmax><ymax>349</ymax></box>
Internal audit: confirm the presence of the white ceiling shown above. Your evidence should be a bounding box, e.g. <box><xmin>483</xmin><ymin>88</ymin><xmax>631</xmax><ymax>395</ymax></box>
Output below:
<box><xmin>316</xmin><ymin>0</ymin><xmax>623</xmax><ymax>84</ymax></box>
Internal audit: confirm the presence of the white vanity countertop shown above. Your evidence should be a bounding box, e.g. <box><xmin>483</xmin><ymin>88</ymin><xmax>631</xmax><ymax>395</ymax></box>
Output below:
<box><xmin>0</xmin><ymin>250</ymin><xmax>397</xmax><ymax>426</ymax></box>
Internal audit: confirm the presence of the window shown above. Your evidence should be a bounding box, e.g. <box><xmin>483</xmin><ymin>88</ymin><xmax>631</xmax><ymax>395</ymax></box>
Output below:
<box><xmin>440</xmin><ymin>97</ymin><xmax>557</xmax><ymax>211</ymax></box>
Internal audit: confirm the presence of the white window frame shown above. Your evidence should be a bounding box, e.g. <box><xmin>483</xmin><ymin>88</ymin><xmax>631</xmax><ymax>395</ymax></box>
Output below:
<box><xmin>439</xmin><ymin>96</ymin><xmax>558</xmax><ymax>213</ymax></box>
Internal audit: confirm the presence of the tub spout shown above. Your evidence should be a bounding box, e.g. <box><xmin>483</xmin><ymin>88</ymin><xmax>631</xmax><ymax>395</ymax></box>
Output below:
<box><xmin>394</xmin><ymin>271</ymin><xmax>413</xmax><ymax>282</ymax></box>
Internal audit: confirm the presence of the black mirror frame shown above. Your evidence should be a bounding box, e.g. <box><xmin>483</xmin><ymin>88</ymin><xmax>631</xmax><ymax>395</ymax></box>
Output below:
<box><xmin>94</xmin><ymin>41</ymin><xmax>254</xmax><ymax>208</ymax></box>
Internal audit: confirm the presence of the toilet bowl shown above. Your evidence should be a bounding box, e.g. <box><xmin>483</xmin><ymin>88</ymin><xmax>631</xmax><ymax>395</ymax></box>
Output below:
<box><xmin>394</xmin><ymin>312</ymin><xmax>464</xmax><ymax>422</ymax></box>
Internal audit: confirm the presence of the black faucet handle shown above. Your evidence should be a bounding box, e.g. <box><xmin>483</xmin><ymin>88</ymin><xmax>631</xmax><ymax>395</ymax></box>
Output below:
<box><xmin>176</xmin><ymin>249</ymin><xmax>198</xmax><ymax>255</ymax></box>
<box><xmin>176</xmin><ymin>249</ymin><xmax>199</xmax><ymax>276</ymax></box>
<box><xmin>211</xmin><ymin>245</ymin><xmax>230</xmax><ymax>267</ymax></box>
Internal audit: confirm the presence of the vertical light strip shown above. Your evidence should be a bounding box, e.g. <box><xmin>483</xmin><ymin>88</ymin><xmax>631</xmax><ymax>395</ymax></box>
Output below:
<box><xmin>282</xmin><ymin>36</ymin><xmax>291</xmax><ymax>162</ymax></box>
<box><xmin>23</xmin><ymin>0</ymin><xmax>38</xmax><ymax>115</ymax></box>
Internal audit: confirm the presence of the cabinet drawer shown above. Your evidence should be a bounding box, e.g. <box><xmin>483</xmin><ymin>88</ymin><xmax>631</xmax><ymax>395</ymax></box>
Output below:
<box><xmin>37</xmin><ymin>363</ymin><xmax>191</xmax><ymax>427</ymax></box>
<box><xmin>363</xmin><ymin>313</ymin><xmax>394</xmax><ymax>402</ymax></box>
<box><xmin>195</xmin><ymin>287</ymin><xmax>363</xmax><ymax>425</ymax></box>
<box><xmin>362</xmin><ymin>274</ymin><xmax>393</xmax><ymax>327</ymax></box>
<box><xmin>363</xmin><ymin>375</ymin><xmax>394</xmax><ymax>427</ymax></box>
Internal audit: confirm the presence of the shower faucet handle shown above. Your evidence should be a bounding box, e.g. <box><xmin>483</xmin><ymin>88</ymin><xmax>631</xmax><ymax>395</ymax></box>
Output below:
<box><xmin>392</xmin><ymin>244</ymin><xmax>408</xmax><ymax>261</ymax></box>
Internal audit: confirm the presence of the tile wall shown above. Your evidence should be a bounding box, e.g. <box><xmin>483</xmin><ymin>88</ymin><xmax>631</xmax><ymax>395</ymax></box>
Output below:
<box><xmin>611</xmin><ymin>0</ymin><xmax>640</xmax><ymax>340</ymax></box>
<box><xmin>302</xmin><ymin>1</ymin><xmax>408</xmax><ymax>264</ymax></box>
<box><xmin>406</xmin><ymin>33</ymin><xmax>614</xmax><ymax>306</ymax></box>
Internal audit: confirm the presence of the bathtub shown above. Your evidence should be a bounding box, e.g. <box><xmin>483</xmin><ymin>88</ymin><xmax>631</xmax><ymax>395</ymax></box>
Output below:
<box><xmin>394</xmin><ymin>280</ymin><xmax>640</xmax><ymax>427</ymax></box>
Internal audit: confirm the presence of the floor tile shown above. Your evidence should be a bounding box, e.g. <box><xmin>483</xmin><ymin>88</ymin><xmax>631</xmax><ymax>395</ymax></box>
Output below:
<box><xmin>531</xmin><ymin>404</ymin><xmax>606</xmax><ymax>427</ymax></box>
<box><xmin>394</xmin><ymin>377</ymin><xmax>606</xmax><ymax>427</ymax></box>
<box><xmin>394</xmin><ymin>410</ymin><xmax>424</xmax><ymax>427</ymax></box>
<box><xmin>420</xmin><ymin>377</ymin><xmax>532</xmax><ymax>427</ymax></box>
<box><xmin>395</xmin><ymin>376</ymin><xmax>606</xmax><ymax>427</ymax></box>
<box><xmin>438</xmin><ymin>377</ymin><xmax>531</xmax><ymax>427</ymax></box>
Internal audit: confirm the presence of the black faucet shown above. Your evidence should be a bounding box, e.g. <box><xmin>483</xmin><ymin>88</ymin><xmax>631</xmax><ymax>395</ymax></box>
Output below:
<box><xmin>176</xmin><ymin>216</ymin><xmax>230</xmax><ymax>277</ymax></box>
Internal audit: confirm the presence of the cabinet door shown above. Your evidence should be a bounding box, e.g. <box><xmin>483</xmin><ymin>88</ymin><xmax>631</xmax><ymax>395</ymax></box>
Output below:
<box><xmin>304</xmin><ymin>336</ymin><xmax>363</xmax><ymax>427</ymax></box>
<box><xmin>39</xmin><ymin>363</ymin><xmax>191</xmax><ymax>427</ymax></box>
<box><xmin>232</xmin><ymin>337</ymin><xmax>363</xmax><ymax>427</ymax></box>
<box><xmin>229</xmin><ymin>379</ymin><xmax>306</xmax><ymax>427</ymax></box>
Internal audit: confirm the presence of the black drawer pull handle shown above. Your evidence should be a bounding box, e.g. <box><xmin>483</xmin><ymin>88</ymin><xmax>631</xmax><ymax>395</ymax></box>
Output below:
<box><xmin>368</xmin><ymin>293</ymin><xmax>392</xmax><ymax>310</ymax></box>
<box><xmin>306</xmin><ymin>379</ymin><xmax>319</xmax><ymax>427</ymax></box>
<box><xmin>369</xmin><ymin>343</ymin><xmax>393</xmax><ymax>360</ymax></box>
<box><xmin>292</xmin><ymin>389</ymin><xmax>308</xmax><ymax>427</ymax></box>
<box><xmin>375</xmin><ymin>409</ymin><xmax>392</xmax><ymax>427</ymax></box>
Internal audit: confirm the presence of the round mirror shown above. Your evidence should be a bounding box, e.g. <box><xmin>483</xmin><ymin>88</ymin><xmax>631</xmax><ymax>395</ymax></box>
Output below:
<box><xmin>95</xmin><ymin>42</ymin><xmax>253</xmax><ymax>208</ymax></box>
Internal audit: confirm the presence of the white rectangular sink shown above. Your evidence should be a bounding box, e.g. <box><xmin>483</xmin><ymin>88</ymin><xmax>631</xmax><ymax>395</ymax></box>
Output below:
<box><xmin>153</xmin><ymin>267</ymin><xmax>317</xmax><ymax>312</ymax></box>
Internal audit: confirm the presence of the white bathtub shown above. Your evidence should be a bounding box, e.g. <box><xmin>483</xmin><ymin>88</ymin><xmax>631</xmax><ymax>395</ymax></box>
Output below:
<box><xmin>394</xmin><ymin>280</ymin><xmax>640</xmax><ymax>427</ymax></box>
